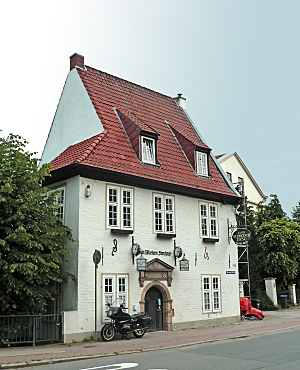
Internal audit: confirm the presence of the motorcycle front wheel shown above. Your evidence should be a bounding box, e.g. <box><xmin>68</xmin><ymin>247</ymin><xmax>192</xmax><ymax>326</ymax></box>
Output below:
<box><xmin>101</xmin><ymin>324</ymin><xmax>115</xmax><ymax>341</ymax></box>
<box><xmin>133</xmin><ymin>327</ymin><xmax>146</xmax><ymax>338</ymax></box>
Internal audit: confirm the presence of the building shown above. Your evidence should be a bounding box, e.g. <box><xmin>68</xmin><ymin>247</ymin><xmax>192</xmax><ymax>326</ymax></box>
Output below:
<box><xmin>42</xmin><ymin>53</ymin><xmax>241</xmax><ymax>342</ymax></box>
<box><xmin>218</xmin><ymin>152</ymin><xmax>267</xmax><ymax>209</ymax></box>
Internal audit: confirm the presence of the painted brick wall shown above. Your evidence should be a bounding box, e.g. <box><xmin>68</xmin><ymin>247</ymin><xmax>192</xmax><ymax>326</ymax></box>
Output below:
<box><xmin>62</xmin><ymin>176</ymin><xmax>239</xmax><ymax>338</ymax></box>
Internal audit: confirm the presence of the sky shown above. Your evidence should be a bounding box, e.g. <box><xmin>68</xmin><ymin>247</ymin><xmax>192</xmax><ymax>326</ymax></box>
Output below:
<box><xmin>1</xmin><ymin>0</ymin><xmax>300</xmax><ymax>216</ymax></box>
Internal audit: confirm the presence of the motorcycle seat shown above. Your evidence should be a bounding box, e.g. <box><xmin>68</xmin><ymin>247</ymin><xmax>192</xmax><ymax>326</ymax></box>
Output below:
<box><xmin>131</xmin><ymin>313</ymin><xmax>146</xmax><ymax>318</ymax></box>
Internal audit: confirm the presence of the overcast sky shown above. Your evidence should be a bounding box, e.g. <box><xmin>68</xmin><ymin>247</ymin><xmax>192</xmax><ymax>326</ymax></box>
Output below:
<box><xmin>1</xmin><ymin>1</ymin><xmax>300</xmax><ymax>215</ymax></box>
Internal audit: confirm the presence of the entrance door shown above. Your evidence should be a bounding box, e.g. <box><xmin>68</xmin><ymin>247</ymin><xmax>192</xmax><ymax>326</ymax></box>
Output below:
<box><xmin>145</xmin><ymin>287</ymin><xmax>163</xmax><ymax>331</ymax></box>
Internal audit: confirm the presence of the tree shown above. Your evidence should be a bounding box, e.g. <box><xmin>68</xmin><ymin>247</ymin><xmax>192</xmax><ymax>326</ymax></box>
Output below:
<box><xmin>256</xmin><ymin>194</ymin><xmax>287</xmax><ymax>226</ymax></box>
<box><xmin>291</xmin><ymin>201</ymin><xmax>300</xmax><ymax>224</ymax></box>
<box><xmin>0</xmin><ymin>133</ymin><xmax>74</xmax><ymax>315</ymax></box>
<box><xmin>257</xmin><ymin>219</ymin><xmax>300</xmax><ymax>289</ymax></box>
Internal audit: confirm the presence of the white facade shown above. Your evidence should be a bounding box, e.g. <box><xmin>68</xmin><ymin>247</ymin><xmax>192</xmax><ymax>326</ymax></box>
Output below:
<box><xmin>41</xmin><ymin>69</ymin><xmax>104</xmax><ymax>164</ymax></box>
<box><xmin>51</xmin><ymin>176</ymin><xmax>240</xmax><ymax>342</ymax></box>
<box><xmin>219</xmin><ymin>152</ymin><xmax>267</xmax><ymax>208</ymax></box>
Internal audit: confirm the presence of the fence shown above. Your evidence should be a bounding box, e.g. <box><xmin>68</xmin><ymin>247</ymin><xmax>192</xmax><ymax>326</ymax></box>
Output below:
<box><xmin>0</xmin><ymin>314</ymin><xmax>62</xmax><ymax>346</ymax></box>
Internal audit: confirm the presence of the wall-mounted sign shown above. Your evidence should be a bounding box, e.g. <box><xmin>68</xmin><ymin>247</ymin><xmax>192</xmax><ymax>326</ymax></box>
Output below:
<box><xmin>136</xmin><ymin>255</ymin><xmax>147</xmax><ymax>271</ymax></box>
<box><xmin>180</xmin><ymin>259</ymin><xmax>189</xmax><ymax>271</ymax></box>
<box><xmin>144</xmin><ymin>250</ymin><xmax>172</xmax><ymax>257</ymax></box>
<box><xmin>226</xmin><ymin>270</ymin><xmax>236</xmax><ymax>274</ymax></box>
<box><xmin>232</xmin><ymin>229</ymin><xmax>251</xmax><ymax>245</ymax></box>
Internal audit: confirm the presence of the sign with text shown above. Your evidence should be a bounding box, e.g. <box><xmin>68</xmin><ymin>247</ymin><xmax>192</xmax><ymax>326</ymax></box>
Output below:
<box><xmin>180</xmin><ymin>259</ymin><xmax>189</xmax><ymax>271</ymax></box>
<box><xmin>232</xmin><ymin>229</ymin><xmax>251</xmax><ymax>245</ymax></box>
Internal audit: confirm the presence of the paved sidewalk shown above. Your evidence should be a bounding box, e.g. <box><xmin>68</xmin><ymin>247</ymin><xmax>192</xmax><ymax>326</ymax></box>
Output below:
<box><xmin>1</xmin><ymin>307</ymin><xmax>300</xmax><ymax>369</ymax></box>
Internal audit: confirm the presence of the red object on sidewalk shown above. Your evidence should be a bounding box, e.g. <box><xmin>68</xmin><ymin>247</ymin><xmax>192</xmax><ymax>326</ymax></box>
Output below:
<box><xmin>240</xmin><ymin>297</ymin><xmax>265</xmax><ymax>320</ymax></box>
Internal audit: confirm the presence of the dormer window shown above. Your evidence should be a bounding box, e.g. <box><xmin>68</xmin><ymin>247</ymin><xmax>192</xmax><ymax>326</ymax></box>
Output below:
<box><xmin>196</xmin><ymin>151</ymin><xmax>208</xmax><ymax>176</ymax></box>
<box><xmin>142</xmin><ymin>136</ymin><xmax>156</xmax><ymax>164</ymax></box>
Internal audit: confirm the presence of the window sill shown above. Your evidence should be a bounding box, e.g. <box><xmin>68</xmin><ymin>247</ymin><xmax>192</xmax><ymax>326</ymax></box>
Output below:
<box><xmin>110</xmin><ymin>229</ymin><xmax>133</xmax><ymax>234</ymax></box>
<box><xmin>203</xmin><ymin>238</ymin><xmax>219</xmax><ymax>243</ymax></box>
<box><xmin>156</xmin><ymin>233</ymin><xmax>176</xmax><ymax>238</ymax></box>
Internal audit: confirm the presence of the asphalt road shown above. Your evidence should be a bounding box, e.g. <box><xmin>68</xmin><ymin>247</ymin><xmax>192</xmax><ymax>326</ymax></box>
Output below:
<box><xmin>10</xmin><ymin>326</ymin><xmax>300</xmax><ymax>370</ymax></box>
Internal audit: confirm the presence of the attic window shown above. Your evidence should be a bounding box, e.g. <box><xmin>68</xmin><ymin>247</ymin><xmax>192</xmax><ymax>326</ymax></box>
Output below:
<box><xmin>141</xmin><ymin>136</ymin><xmax>156</xmax><ymax>164</ymax></box>
<box><xmin>196</xmin><ymin>152</ymin><xmax>208</xmax><ymax>177</ymax></box>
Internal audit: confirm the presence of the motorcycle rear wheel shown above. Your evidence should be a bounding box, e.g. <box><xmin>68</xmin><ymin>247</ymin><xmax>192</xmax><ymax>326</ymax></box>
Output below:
<box><xmin>133</xmin><ymin>327</ymin><xmax>146</xmax><ymax>338</ymax></box>
<box><xmin>101</xmin><ymin>324</ymin><xmax>115</xmax><ymax>341</ymax></box>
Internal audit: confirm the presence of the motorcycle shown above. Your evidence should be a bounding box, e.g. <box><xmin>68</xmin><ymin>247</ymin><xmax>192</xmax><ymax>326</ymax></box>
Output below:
<box><xmin>101</xmin><ymin>298</ymin><xmax>153</xmax><ymax>341</ymax></box>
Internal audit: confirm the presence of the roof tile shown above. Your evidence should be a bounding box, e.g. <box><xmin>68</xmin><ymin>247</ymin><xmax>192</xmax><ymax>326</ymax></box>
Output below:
<box><xmin>50</xmin><ymin>66</ymin><xmax>237</xmax><ymax>198</ymax></box>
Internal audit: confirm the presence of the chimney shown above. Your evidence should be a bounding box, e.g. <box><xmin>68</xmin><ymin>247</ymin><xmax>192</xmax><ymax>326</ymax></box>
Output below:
<box><xmin>70</xmin><ymin>53</ymin><xmax>85</xmax><ymax>71</ymax></box>
<box><xmin>174</xmin><ymin>93</ymin><xmax>186</xmax><ymax>109</ymax></box>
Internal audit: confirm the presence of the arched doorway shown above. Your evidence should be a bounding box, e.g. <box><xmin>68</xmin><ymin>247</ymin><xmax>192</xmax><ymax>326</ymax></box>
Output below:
<box><xmin>145</xmin><ymin>287</ymin><xmax>163</xmax><ymax>331</ymax></box>
<box><xmin>140</xmin><ymin>280</ymin><xmax>173</xmax><ymax>331</ymax></box>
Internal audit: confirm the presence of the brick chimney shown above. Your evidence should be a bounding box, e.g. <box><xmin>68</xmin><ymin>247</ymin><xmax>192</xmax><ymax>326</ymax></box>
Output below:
<box><xmin>70</xmin><ymin>53</ymin><xmax>84</xmax><ymax>71</ymax></box>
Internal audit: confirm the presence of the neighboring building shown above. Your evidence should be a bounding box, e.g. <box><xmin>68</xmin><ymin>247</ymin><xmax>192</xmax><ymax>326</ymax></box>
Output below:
<box><xmin>218</xmin><ymin>152</ymin><xmax>267</xmax><ymax>209</ymax></box>
<box><xmin>42</xmin><ymin>53</ymin><xmax>241</xmax><ymax>342</ymax></box>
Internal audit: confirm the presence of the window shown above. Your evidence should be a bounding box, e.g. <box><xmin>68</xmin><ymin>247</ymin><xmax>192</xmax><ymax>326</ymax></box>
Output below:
<box><xmin>238</xmin><ymin>177</ymin><xmax>244</xmax><ymax>195</ymax></box>
<box><xmin>141</xmin><ymin>136</ymin><xmax>156</xmax><ymax>164</ymax></box>
<box><xmin>196</xmin><ymin>152</ymin><xmax>208</xmax><ymax>176</ymax></box>
<box><xmin>226</xmin><ymin>172</ymin><xmax>232</xmax><ymax>182</ymax></box>
<box><xmin>102</xmin><ymin>274</ymin><xmax>128</xmax><ymax>322</ymax></box>
<box><xmin>153</xmin><ymin>193</ymin><xmax>175</xmax><ymax>234</ymax></box>
<box><xmin>107</xmin><ymin>185</ymin><xmax>133</xmax><ymax>230</ymax></box>
<box><xmin>48</xmin><ymin>187</ymin><xmax>65</xmax><ymax>223</ymax></box>
<box><xmin>199</xmin><ymin>202</ymin><xmax>218</xmax><ymax>239</ymax></box>
<box><xmin>202</xmin><ymin>275</ymin><xmax>221</xmax><ymax>313</ymax></box>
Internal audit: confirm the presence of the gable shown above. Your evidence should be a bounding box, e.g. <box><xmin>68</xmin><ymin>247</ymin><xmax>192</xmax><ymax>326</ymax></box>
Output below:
<box><xmin>42</xmin><ymin>68</ymin><xmax>104</xmax><ymax>164</ymax></box>
<box><xmin>219</xmin><ymin>152</ymin><xmax>266</xmax><ymax>205</ymax></box>
<box><xmin>45</xmin><ymin>58</ymin><xmax>240</xmax><ymax>204</ymax></box>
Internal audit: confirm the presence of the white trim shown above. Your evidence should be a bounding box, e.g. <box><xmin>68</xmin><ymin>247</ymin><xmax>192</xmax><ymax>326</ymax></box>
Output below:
<box><xmin>141</xmin><ymin>136</ymin><xmax>156</xmax><ymax>164</ymax></box>
<box><xmin>48</xmin><ymin>187</ymin><xmax>66</xmax><ymax>224</ymax></box>
<box><xmin>196</xmin><ymin>151</ymin><xmax>208</xmax><ymax>176</ymax></box>
<box><xmin>106</xmin><ymin>185</ymin><xmax>133</xmax><ymax>230</ymax></box>
<box><xmin>101</xmin><ymin>274</ymin><xmax>129</xmax><ymax>322</ymax></box>
<box><xmin>199</xmin><ymin>202</ymin><xmax>218</xmax><ymax>239</ymax></box>
<box><xmin>153</xmin><ymin>193</ymin><xmax>175</xmax><ymax>234</ymax></box>
<box><xmin>202</xmin><ymin>275</ymin><xmax>221</xmax><ymax>313</ymax></box>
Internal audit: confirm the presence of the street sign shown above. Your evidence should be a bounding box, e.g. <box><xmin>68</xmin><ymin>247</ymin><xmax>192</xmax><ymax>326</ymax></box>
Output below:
<box><xmin>232</xmin><ymin>229</ymin><xmax>251</xmax><ymax>245</ymax></box>
<box><xmin>93</xmin><ymin>249</ymin><xmax>101</xmax><ymax>265</ymax></box>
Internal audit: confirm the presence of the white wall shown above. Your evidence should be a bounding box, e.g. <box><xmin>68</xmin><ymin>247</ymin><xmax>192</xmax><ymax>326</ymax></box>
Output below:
<box><xmin>41</xmin><ymin>69</ymin><xmax>103</xmax><ymax>164</ymax></box>
<box><xmin>220</xmin><ymin>155</ymin><xmax>265</xmax><ymax>207</ymax></box>
<box><xmin>62</xmin><ymin>177</ymin><xmax>240</xmax><ymax>340</ymax></box>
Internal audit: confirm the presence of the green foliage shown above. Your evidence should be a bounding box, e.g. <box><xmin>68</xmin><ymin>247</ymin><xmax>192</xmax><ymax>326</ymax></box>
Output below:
<box><xmin>0</xmin><ymin>133</ymin><xmax>74</xmax><ymax>314</ymax></box>
<box><xmin>257</xmin><ymin>219</ymin><xmax>300</xmax><ymax>289</ymax></box>
<box><xmin>291</xmin><ymin>201</ymin><xmax>300</xmax><ymax>224</ymax></box>
<box><xmin>255</xmin><ymin>290</ymin><xmax>278</xmax><ymax>311</ymax></box>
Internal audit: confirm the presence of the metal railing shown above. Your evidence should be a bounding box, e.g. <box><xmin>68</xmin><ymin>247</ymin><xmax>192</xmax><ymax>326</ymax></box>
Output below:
<box><xmin>0</xmin><ymin>314</ymin><xmax>62</xmax><ymax>346</ymax></box>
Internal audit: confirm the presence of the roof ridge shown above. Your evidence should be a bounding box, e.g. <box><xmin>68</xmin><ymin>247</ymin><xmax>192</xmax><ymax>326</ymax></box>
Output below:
<box><xmin>84</xmin><ymin>65</ymin><xmax>176</xmax><ymax>102</ymax></box>
<box><xmin>76</xmin><ymin>130</ymin><xmax>107</xmax><ymax>163</ymax></box>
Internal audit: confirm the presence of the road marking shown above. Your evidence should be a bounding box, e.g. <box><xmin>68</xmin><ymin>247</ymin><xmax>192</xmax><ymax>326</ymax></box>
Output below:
<box><xmin>79</xmin><ymin>363</ymin><xmax>139</xmax><ymax>370</ymax></box>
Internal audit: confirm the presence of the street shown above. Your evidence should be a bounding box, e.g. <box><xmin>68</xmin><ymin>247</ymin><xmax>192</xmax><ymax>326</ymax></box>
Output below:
<box><xmin>10</xmin><ymin>327</ymin><xmax>300</xmax><ymax>370</ymax></box>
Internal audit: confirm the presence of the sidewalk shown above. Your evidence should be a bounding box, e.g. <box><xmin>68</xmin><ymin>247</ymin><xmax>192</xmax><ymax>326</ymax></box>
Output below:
<box><xmin>1</xmin><ymin>307</ymin><xmax>300</xmax><ymax>369</ymax></box>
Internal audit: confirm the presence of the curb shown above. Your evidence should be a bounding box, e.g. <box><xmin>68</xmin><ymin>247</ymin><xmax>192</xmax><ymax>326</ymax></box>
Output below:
<box><xmin>1</xmin><ymin>324</ymin><xmax>300</xmax><ymax>369</ymax></box>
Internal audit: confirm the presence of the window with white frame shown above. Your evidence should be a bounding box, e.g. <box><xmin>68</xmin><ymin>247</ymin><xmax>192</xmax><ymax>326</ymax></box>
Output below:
<box><xmin>153</xmin><ymin>194</ymin><xmax>175</xmax><ymax>234</ymax></box>
<box><xmin>48</xmin><ymin>187</ymin><xmax>65</xmax><ymax>223</ymax></box>
<box><xmin>196</xmin><ymin>152</ymin><xmax>208</xmax><ymax>176</ymax></box>
<box><xmin>102</xmin><ymin>274</ymin><xmax>128</xmax><ymax>322</ymax></box>
<box><xmin>107</xmin><ymin>185</ymin><xmax>133</xmax><ymax>230</ymax></box>
<box><xmin>141</xmin><ymin>136</ymin><xmax>156</xmax><ymax>164</ymax></box>
<box><xmin>202</xmin><ymin>275</ymin><xmax>221</xmax><ymax>313</ymax></box>
<box><xmin>199</xmin><ymin>202</ymin><xmax>218</xmax><ymax>239</ymax></box>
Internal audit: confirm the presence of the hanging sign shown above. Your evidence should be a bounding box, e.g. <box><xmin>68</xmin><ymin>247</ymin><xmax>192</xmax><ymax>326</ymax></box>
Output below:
<box><xmin>232</xmin><ymin>229</ymin><xmax>251</xmax><ymax>245</ymax></box>
<box><xmin>180</xmin><ymin>259</ymin><xmax>189</xmax><ymax>271</ymax></box>
<box><xmin>136</xmin><ymin>256</ymin><xmax>147</xmax><ymax>271</ymax></box>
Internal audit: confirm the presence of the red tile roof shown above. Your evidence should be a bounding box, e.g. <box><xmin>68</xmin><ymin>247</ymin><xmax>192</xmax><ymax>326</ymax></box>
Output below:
<box><xmin>50</xmin><ymin>66</ymin><xmax>237</xmax><ymax>198</ymax></box>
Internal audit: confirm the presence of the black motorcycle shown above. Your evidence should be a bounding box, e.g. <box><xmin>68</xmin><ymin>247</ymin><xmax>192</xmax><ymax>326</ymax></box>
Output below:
<box><xmin>101</xmin><ymin>299</ymin><xmax>152</xmax><ymax>341</ymax></box>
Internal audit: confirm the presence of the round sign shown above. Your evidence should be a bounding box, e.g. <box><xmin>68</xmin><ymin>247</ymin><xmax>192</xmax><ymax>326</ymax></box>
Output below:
<box><xmin>232</xmin><ymin>229</ymin><xmax>251</xmax><ymax>245</ymax></box>
<box><xmin>93</xmin><ymin>249</ymin><xmax>101</xmax><ymax>265</ymax></box>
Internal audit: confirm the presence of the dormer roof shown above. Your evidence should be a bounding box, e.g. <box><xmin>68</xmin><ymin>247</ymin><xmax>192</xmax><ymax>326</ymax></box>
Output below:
<box><xmin>46</xmin><ymin>59</ymin><xmax>239</xmax><ymax>204</ymax></box>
